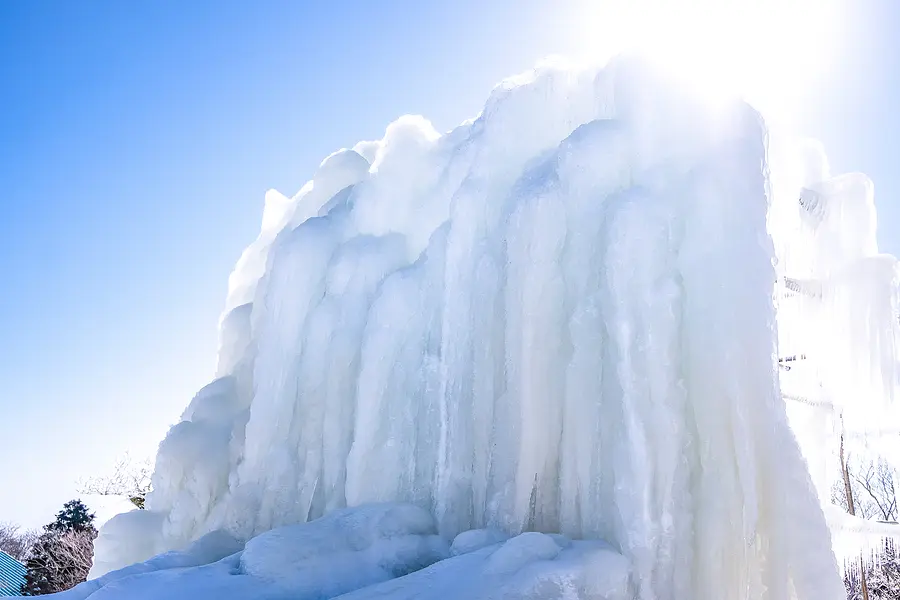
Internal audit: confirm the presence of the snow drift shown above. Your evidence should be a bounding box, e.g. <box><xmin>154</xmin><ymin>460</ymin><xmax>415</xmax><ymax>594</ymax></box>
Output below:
<box><xmin>58</xmin><ymin>504</ymin><xmax>630</xmax><ymax>600</ymax></box>
<box><xmin>83</xmin><ymin>56</ymin><xmax>899</xmax><ymax>600</ymax></box>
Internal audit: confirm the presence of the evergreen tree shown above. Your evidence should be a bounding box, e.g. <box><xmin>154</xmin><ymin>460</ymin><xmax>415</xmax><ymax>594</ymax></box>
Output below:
<box><xmin>47</xmin><ymin>500</ymin><xmax>95</xmax><ymax>534</ymax></box>
<box><xmin>21</xmin><ymin>500</ymin><xmax>97</xmax><ymax>595</ymax></box>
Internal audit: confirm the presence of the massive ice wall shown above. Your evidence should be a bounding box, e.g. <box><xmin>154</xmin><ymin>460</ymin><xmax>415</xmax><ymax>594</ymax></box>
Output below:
<box><xmin>91</xmin><ymin>57</ymin><xmax>899</xmax><ymax>599</ymax></box>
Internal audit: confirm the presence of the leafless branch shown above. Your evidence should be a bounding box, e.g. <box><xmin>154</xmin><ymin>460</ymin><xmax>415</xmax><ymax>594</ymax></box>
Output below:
<box><xmin>0</xmin><ymin>522</ymin><xmax>39</xmax><ymax>561</ymax></box>
<box><xmin>75</xmin><ymin>452</ymin><xmax>153</xmax><ymax>508</ymax></box>
<box><xmin>31</xmin><ymin>530</ymin><xmax>96</xmax><ymax>592</ymax></box>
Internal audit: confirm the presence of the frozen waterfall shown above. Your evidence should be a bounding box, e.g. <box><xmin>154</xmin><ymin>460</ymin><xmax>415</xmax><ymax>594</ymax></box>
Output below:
<box><xmin>88</xmin><ymin>57</ymin><xmax>899</xmax><ymax>600</ymax></box>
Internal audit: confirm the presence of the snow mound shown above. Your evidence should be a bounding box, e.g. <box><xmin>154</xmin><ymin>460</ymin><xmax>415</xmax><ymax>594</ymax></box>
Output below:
<box><xmin>88</xmin><ymin>508</ymin><xmax>166</xmax><ymax>579</ymax></box>
<box><xmin>87</xmin><ymin>55</ymin><xmax>900</xmax><ymax>599</ymax></box>
<box><xmin>78</xmin><ymin>495</ymin><xmax>139</xmax><ymax>529</ymax></box>
<box><xmin>51</xmin><ymin>504</ymin><xmax>619</xmax><ymax>600</ymax></box>
<box><xmin>449</xmin><ymin>528</ymin><xmax>509</xmax><ymax>556</ymax></box>
<box><xmin>239</xmin><ymin>503</ymin><xmax>448</xmax><ymax>595</ymax></box>
<box><xmin>336</xmin><ymin>532</ymin><xmax>630</xmax><ymax>600</ymax></box>
<box><xmin>61</xmin><ymin>529</ymin><xmax>244</xmax><ymax>600</ymax></box>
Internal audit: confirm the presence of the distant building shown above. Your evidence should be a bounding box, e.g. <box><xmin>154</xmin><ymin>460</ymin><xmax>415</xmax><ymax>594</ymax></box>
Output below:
<box><xmin>0</xmin><ymin>550</ymin><xmax>26</xmax><ymax>596</ymax></box>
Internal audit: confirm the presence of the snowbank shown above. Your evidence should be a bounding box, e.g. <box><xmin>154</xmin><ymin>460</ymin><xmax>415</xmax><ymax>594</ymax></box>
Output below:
<box><xmin>78</xmin><ymin>495</ymin><xmax>140</xmax><ymax>529</ymax></box>
<box><xmin>85</xmin><ymin>55</ymin><xmax>900</xmax><ymax>599</ymax></box>
<box><xmin>60</xmin><ymin>529</ymin><xmax>243</xmax><ymax>600</ymax></box>
<box><xmin>337</xmin><ymin>531</ymin><xmax>630</xmax><ymax>600</ymax></box>
<box><xmin>238</xmin><ymin>503</ymin><xmax>448</xmax><ymax>595</ymax></box>
<box><xmin>53</xmin><ymin>503</ymin><xmax>624</xmax><ymax>600</ymax></box>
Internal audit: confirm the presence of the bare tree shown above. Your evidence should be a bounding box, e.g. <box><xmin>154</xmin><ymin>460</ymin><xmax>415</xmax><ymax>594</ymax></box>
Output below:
<box><xmin>833</xmin><ymin>449</ymin><xmax>900</xmax><ymax>599</ymax></box>
<box><xmin>0</xmin><ymin>522</ymin><xmax>39</xmax><ymax>562</ymax></box>
<box><xmin>76</xmin><ymin>453</ymin><xmax>152</xmax><ymax>509</ymax></box>
<box><xmin>21</xmin><ymin>500</ymin><xmax>97</xmax><ymax>595</ymax></box>
<box><xmin>22</xmin><ymin>529</ymin><xmax>96</xmax><ymax>595</ymax></box>
<box><xmin>833</xmin><ymin>454</ymin><xmax>899</xmax><ymax>523</ymax></box>
<box><xmin>845</xmin><ymin>540</ymin><xmax>900</xmax><ymax>600</ymax></box>
<box><xmin>854</xmin><ymin>459</ymin><xmax>899</xmax><ymax>523</ymax></box>
<box><xmin>45</xmin><ymin>530</ymin><xmax>95</xmax><ymax>590</ymax></box>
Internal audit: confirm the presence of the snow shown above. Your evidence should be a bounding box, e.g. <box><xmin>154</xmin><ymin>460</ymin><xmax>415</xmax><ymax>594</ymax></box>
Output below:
<box><xmin>77</xmin><ymin>495</ymin><xmax>139</xmax><ymax>529</ymax></box>
<box><xmin>337</xmin><ymin>532</ymin><xmax>630</xmax><ymax>600</ymax></box>
<box><xmin>449</xmin><ymin>528</ymin><xmax>509</xmax><ymax>556</ymax></box>
<box><xmin>238</xmin><ymin>503</ymin><xmax>448</xmax><ymax>594</ymax></box>
<box><xmin>64</xmin><ymin>529</ymin><xmax>244</xmax><ymax>600</ymax></box>
<box><xmin>53</xmin><ymin>505</ymin><xmax>627</xmax><ymax>600</ymax></box>
<box><xmin>86</xmin><ymin>516</ymin><xmax>241</xmax><ymax>584</ymax></box>
<box><xmin>75</xmin><ymin>55</ymin><xmax>899</xmax><ymax>599</ymax></box>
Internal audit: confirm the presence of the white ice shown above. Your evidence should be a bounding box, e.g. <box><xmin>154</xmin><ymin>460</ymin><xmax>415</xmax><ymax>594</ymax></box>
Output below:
<box><xmin>81</xmin><ymin>55</ymin><xmax>899</xmax><ymax>600</ymax></box>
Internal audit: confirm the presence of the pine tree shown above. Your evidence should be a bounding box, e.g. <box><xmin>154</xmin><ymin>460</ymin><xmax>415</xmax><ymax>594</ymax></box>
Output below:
<box><xmin>21</xmin><ymin>500</ymin><xmax>97</xmax><ymax>595</ymax></box>
<box><xmin>47</xmin><ymin>500</ymin><xmax>96</xmax><ymax>534</ymax></box>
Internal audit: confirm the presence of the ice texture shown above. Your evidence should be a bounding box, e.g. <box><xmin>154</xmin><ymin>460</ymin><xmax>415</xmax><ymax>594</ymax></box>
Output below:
<box><xmin>238</xmin><ymin>503</ymin><xmax>449</xmax><ymax>594</ymax></box>
<box><xmin>449</xmin><ymin>528</ymin><xmax>510</xmax><ymax>556</ymax></box>
<box><xmin>336</xmin><ymin>532</ymin><xmax>630</xmax><ymax>600</ymax></box>
<box><xmin>88</xmin><ymin>56</ymin><xmax>900</xmax><ymax>599</ymax></box>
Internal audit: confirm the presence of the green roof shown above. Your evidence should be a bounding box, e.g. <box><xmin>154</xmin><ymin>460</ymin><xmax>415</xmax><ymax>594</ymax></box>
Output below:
<box><xmin>0</xmin><ymin>550</ymin><xmax>26</xmax><ymax>596</ymax></box>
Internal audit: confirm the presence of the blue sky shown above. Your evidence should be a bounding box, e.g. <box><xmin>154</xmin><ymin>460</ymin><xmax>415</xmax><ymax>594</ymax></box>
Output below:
<box><xmin>0</xmin><ymin>0</ymin><xmax>897</xmax><ymax>528</ymax></box>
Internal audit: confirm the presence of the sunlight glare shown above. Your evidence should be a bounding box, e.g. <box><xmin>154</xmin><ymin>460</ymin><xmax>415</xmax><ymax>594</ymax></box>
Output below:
<box><xmin>573</xmin><ymin>0</ymin><xmax>841</xmax><ymax>120</ymax></box>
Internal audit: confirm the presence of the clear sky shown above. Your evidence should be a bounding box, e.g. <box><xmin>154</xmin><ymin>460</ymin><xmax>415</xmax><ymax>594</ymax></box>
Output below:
<box><xmin>0</xmin><ymin>0</ymin><xmax>897</xmax><ymax>529</ymax></box>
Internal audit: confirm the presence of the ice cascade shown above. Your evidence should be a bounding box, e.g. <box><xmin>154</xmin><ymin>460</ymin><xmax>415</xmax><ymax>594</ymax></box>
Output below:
<box><xmin>91</xmin><ymin>58</ymin><xmax>900</xmax><ymax>600</ymax></box>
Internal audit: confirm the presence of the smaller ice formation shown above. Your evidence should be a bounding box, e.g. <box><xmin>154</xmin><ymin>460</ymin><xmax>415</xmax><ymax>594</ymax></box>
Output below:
<box><xmin>54</xmin><ymin>503</ymin><xmax>629</xmax><ymax>600</ymax></box>
<box><xmin>768</xmin><ymin>136</ymin><xmax>900</xmax><ymax>566</ymax></box>
<box><xmin>84</xmin><ymin>55</ymin><xmax>899</xmax><ymax>600</ymax></box>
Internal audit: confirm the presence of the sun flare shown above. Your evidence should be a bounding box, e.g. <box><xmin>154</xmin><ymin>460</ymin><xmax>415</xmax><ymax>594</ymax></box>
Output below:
<box><xmin>573</xmin><ymin>0</ymin><xmax>842</xmax><ymax>119</ymax></box>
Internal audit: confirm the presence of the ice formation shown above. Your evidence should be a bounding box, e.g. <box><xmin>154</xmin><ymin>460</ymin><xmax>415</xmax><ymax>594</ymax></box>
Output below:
<box><xmin>82</xmin><ymin>56</ymin><xmax>899</xmax><ymax>600</ymax></box>
<box><xmin>769</xmin><ymin>137</ymin><xmax>900</xmax><ymax>567</ymax></box>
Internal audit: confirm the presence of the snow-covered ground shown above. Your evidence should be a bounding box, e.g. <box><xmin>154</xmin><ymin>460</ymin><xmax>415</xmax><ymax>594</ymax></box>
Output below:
<box><xmin>56</xmin><ymin>503</ymin><xmax>630</xmax><ymax>600</ymax></box>
<box><xmin>60</xmin><ymin>56</ymin><xmax>899</xmax><ymax>599</ymax></box>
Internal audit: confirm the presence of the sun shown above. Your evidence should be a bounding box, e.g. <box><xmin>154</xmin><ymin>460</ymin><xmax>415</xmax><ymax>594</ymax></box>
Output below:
<box><xmin>571</xmin><ymin>0</ymin><xmax>842</xmax><ymax>121</ymax></box>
